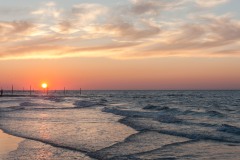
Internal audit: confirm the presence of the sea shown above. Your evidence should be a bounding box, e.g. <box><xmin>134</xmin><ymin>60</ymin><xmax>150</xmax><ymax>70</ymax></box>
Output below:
<box><xmin>0</xmin><ymin>90</ymin><xmax>239</xmax><ymax>160</ymax></box>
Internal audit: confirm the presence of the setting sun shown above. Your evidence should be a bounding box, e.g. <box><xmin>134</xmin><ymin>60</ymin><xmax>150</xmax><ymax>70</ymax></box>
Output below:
<box><xmin>41</xmin><ymin>83</ymin><xmax>48</xmax><ymax>89</ymax></box>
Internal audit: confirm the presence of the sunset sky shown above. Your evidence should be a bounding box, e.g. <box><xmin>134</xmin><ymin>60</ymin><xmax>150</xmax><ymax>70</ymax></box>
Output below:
<box><xmin>0</xmin><ymin>0</ymin><xmax>240</xmax><ymax>90</ymax></box>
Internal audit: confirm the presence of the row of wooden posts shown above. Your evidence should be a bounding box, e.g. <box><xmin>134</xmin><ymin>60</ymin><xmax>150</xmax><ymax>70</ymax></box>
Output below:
<box><xmin>0</xmin><ymin>85</ymin><xmax>82</xmax><ymax>96</ymax></box>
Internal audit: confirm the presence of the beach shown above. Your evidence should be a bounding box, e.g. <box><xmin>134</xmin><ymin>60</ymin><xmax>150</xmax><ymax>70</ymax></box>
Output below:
<box><xmin>0</xmin><ymin>90</ymin><xmax>240</xmax><ymax>159</ymax></box>
<box><xmin>0</xmin><ymin>130</ymin><xmax>23</xmax><ymax>159</ymax></box>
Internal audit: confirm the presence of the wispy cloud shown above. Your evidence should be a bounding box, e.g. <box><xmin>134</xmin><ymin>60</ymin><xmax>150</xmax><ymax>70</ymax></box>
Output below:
<box><xmin>122</xmin><ymin>14</ymin><xmax>240</xmax><ymax>57</ymax></box>
<box><xmin>130</xmin><ymin>0</ymin><xmax>189</xmax><ymax>14</ymax></box>
<box><xmin>195</xmin><ymin>0</ymin><xmax>229</xmax><ymax>7</ymax></box>
<box><xmin>31</xmin><ymin>1</ymin><xmax>61</xmax><ymax>18</ymax></box>
<box><xmin>89</xmin><ymin>18</ymin><xmax>161</xmax><ymax>40</ymax></box>
<box><xmin>72</xmin><ymin>3</ymin><xmax>107</xmax><ymax>23</ymax></box>
<box><xmin>0</xmin><ymin>21</ymin><xmax>36</xmax><ymax>43</ymax></box>
<box><xmin>0</xmin><ymin>0</ymin><xmax>239</xmax><ymax>59</ymax></box>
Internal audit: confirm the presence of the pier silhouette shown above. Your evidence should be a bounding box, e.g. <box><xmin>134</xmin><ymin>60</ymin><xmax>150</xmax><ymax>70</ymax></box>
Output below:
<box><xmin>0</xmin><ymin>85</ymin><xmax>83</xmax><ymax>97</ymax></box>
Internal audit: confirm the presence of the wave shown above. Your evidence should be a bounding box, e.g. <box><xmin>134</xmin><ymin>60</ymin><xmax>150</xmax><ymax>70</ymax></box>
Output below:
<box><xmin>217</xmin><ymin>124</ymin><xmax>240</xmax><ymax>135</ymax></box>
<box><xmin>155</xmin><ymin>114</ymin><xmax>217</xmax><ymax>128</ymax></box>
<box><xmin>104</xmin><ymin>107</ymin><xmax>218</xmax><ymax>129</ymax></box>
<box><xmin>206</xmin><ymin>111</ymin><xmax>225</xmax><ymax>117</ymax></box>
<box><xmin>183</xmin><ymin>110</ymin><xmax>225</xmax><ymax>118</ymax></box>
<box><xmin>74</xmin><ymin>99</ymin><xmax>107</xmax><ymax>108</ymax></box>
<box><xmin>143</xmin><ymin>104</ymin><xmax>169</xmax><ymax>111</ymax></box>
<box><xmin>99</xmin><ymin>98</ymin><xmax>108</xmax><ymax>103</ymax></box>
<box><xmin>2</xmin><ymin>101</ymin><xmax>71</xmax><ymax>111</ymax></box>
<box><xmin>44</xmin><ymin>96</ymin><xmax>65</xmax><ymax>102</ymax></box>
<box><xmin>0</xmin><ymin>107</ymin><xmax>21</xmax><ymax>112</ymax></box>
<box><xmin>19</xmin><ymin>102</ymin><xmax>40</xmax><ymax>107</ymax></box>
<box><xmin>167</xmin><ymin>94</ymin><xmax>184</xmax><ymax>97</ymax></box>
<box><xmin>74</xmin><ymin>100</ymin><xmax>98</xmax><ymax>108</ymax></box>
<box><xmin>90</xmin><ymin>131</ymin><xmax>189</xmax><ymax>160</ymax></box>
<box><xmin>103</xmin><ymin>107</ymin><xmax>159</xmax><ymax>119</ymax></box>
<box><xmin>143</xmin><ymin>105</ymin><xmax>180</xmax><ymax>114</ymax></box>
<box><xmin>0</xmin><ymin>100</ymin><xmax>19</xmax><ymax>103</ymax></box>
<box><xmin>156</xmin><ymin>115</ymin><xmax>182</xmax><ymax>123</ymax></box>
<box><xmin>120</xmin><ymin>117</ymin><xmax>240</xmax><ymax>143</ymax></box>
<box><xmin>157</xmin><ymin>130</ymin><xmax>240</xmax><ymax>143</ymax></box>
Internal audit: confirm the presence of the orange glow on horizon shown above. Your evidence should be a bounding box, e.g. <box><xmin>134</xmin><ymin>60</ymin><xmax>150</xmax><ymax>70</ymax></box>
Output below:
<box><xmin>0</xmin><ymin>57</ymin><xmax>240</xmax><ymax>90</ymax></box>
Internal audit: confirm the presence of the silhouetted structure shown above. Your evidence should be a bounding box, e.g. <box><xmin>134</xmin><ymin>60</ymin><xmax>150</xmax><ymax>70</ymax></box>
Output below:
<box><xmin>0</xmin><ymin>88</ymin><xmax>3</xmax><ymax>96</ymax></box>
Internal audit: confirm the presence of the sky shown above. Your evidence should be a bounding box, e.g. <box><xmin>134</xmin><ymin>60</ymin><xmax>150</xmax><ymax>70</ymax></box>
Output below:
<box><xmin>0</xmin><ymin>0</ymin><xmax>240</xmax><ymax>90</ymax></box>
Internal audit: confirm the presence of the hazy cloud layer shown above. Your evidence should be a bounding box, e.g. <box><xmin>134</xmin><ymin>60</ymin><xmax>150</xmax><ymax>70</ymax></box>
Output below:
<box><xmin>0</xmin><ymin>0</ymin><xmax>239</xmax><ymax>59</ymax></box>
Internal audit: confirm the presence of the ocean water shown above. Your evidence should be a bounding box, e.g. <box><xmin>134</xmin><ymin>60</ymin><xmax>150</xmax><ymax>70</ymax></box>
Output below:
<box><xmin>0</xmin><ymin>90</ymin><xmax>240</xmax><ymax>160</ymax></box>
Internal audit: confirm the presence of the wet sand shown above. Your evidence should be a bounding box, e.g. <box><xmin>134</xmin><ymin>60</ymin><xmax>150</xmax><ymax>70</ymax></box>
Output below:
<box><xmin>0</xmin><ymin>129</ymin><xmax>24</xmax><ymax>159</ymax></box>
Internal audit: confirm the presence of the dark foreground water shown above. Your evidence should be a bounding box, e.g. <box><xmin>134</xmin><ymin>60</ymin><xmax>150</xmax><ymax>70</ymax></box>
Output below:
<box><xmin>0</xmin><ymin>90</ymin><xmax>240</xmax><ymax>160</ymax></box>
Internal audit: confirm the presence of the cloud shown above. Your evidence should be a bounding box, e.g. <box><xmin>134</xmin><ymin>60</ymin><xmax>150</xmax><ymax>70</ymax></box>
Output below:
<box><xmin>46</xmin><ymin>1</ymin><xmax>56</xmax><ymax>7</ymax></box>
<box><xmin>0</xmin><ymin>21</ymin><xmax>36</xmax><ymax>42</ymax></box>
<box><xmin>71</xmin><ymin>3</ymin><xmax>107</xmax><ymax>24</ymax></box>
<box><xmin>0</xmin><ymin>37</ymin><xmax>139</xmax><ymax>59</ymax></box>
<box><xmin>176</xmin><ymin>14</ymin><xmax>240</xmax><ymax>47</ymax></box>
<box><xmin>0</xmin><ymin>45</ymin><xmax>67</xmax><ymax>59</ymax></box>
<box><xmin>130</xmin><ymin>0</ymin><xmax>163</xmax><ymax>15</ymax></box>
<box><xmin>31</xmin><ymin>2</ymin><xmax>61</xmax><ymax>18</ymax></box>
<box><xmin>49</xmin><ymin>3</ymin><xmax>107</xmax><ymax>34</ymax></box>
<box><xmin>89</xmin><ymin>18</ymin><xmax>161</xmax><ymax>40</ymax></box>
<box><xmin>195</xmin><ymin>0</ymin><xmax>229</xmax><ymax>7</ymax></box>
<box><xmin>130</xmin><ymin>0</ymin><xmax>188</xmax><ymax>15</ymax></box>
<box><xmin>124</xmin><ymin>14</ymin><xmax>240</xmax><ymax>57</ymax></box>
<box><xmin>0</xmin><ymin>0</ymin><xmax>240</xmax><ymax>59</ymax></box>
<box><xmin>50</xmin><ymin>20</ymin><xmax>78</xmax><ymax>34</ymax></box>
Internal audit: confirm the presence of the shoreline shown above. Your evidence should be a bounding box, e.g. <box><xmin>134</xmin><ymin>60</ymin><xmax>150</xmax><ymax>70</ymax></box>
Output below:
<box><xmin>0</xmin><ymin>129</ymin><xmax>24</xmax><ymax>159</ymax></box>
